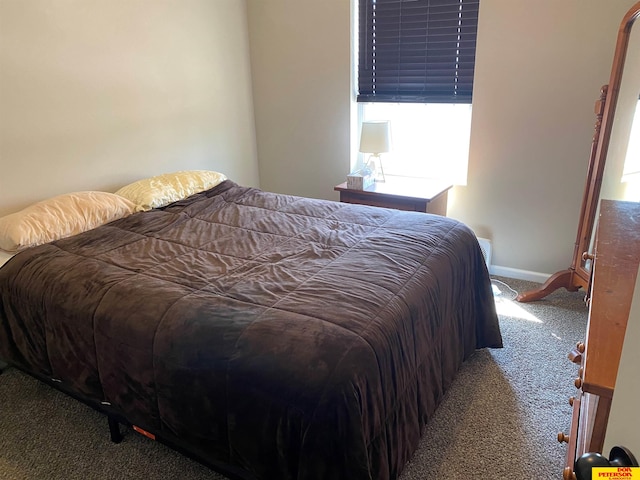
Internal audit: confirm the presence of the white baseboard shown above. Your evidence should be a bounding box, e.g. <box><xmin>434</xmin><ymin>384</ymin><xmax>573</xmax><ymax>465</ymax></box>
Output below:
<box><xmin>488</xmin><ymin>265</ymin><xmax>550</xmax><ymax>284</ymax></box>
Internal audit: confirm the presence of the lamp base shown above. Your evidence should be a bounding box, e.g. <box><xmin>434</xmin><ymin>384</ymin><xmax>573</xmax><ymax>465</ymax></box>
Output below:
<box><xmin>366</xmin><ymin>154</ymin><xmax>386</xmax><ymax>183</ymax></box>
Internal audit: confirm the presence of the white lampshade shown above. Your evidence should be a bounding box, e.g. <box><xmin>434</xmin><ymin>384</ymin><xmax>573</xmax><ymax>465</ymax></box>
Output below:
<box><xmin>359</xmin><ymin>121</ymin><xmax>391</xmax><ymax>154</ymax></box>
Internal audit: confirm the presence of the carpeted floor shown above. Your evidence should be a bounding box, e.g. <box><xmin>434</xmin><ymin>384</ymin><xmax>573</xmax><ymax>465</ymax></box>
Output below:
<box><xmin>0</xmin><ymin>276</ymin><xmax>588</xmax><ymax>480</ymax></box>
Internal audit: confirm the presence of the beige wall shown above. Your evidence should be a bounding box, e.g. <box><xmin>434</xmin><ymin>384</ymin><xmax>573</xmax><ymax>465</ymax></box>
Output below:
<box><xmin>247</xmin><ymin>0</ymin><xmax>638</xmax><ymax>279</ymax></box>
<box><xmin>246</xmin><ymin>0</ymin><xmax>352</xmax><ymax>201</ymax></box>
<box><xmin>460</xmin><ymin>0</ymin><xmax>640</xmax><ymax>277</ymax></box>
<box><xmin>0</xmin><ymin>0</ymin><xmax>259</xmax><ymax>218</ymax></box>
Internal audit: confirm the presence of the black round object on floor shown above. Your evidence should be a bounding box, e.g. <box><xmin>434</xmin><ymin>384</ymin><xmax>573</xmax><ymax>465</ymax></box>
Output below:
<box><xmin>574</xmin><ymin>452</ymin><xmax>611</xmax><ymax>480</ymax></box>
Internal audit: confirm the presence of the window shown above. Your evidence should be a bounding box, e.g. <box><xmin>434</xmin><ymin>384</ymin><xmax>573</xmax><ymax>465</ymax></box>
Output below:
<box><xmin>357</xmin><ymin>0</ymin><xmax>480</xmax><ymax>184</ymax></box>
<box><xmin>361</xmin><ymin>102</ymin><xmax>471</xmax><ymax>183</ymax></box>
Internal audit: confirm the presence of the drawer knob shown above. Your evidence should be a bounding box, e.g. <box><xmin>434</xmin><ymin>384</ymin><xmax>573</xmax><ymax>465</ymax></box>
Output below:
<box><xmin>574</xmin><ymin>377</ymin><xmax>583</xmax><ymax>389</ymax></box>
<box><xmin>576</xmin><ymin>342</ymin><xmax>585</xmax><ymax>353</ymax></box>
<box><xmin>563</xmin><ymin>466</ymin><xmax>576</xmax><ymax>480</ymax></box>
<box><xmin>582</xmin><ymin>252</ymin><xmax>595</xmax><ymax>262</ymax></box>
<box><xmin>558</xmin><ymin>432</ymin><xmax>570</xmax><ymax>443</ymax></box>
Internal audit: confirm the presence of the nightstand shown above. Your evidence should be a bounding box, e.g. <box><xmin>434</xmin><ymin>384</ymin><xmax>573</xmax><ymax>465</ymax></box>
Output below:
<box><xmin>334</xmin><ymin>176</ymin><xmax>453</xmax><ymax>216</ymax></box>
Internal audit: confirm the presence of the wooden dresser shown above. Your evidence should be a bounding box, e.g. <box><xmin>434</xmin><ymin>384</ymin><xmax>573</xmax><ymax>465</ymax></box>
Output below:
<box><xmin>560</xmin><ymin>200</ymin><xmax>640</xmax><ymax>479</ymax></box>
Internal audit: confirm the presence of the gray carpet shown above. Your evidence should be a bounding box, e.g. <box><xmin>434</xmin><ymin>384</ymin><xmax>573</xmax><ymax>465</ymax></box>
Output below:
<box><xmin>0</xmin><ymin>276</ymin><xmax>588</xmax><ymax>480</ymax></box>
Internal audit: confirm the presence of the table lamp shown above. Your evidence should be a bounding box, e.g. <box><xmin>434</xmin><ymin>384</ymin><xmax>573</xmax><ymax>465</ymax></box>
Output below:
<box><xmin>359</xmin><ymin>121</ymin><xmax>391</xmax><ymax>182</ymax></box>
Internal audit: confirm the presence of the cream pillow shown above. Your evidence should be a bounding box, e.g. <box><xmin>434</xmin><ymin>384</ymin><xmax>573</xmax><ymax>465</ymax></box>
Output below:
<box><xmin>0</xmin><ymin>191</ymin><xmax>137</xmax><ymax>253</ymax></box>
<box><xmin>115</xmin><ymin>170</ymin><xmax>227</xmax><ymax>211</ymax></box>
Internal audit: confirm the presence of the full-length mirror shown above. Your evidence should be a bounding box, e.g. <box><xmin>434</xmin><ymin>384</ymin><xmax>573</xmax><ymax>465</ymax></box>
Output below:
<box><xmin>517</xmin><ymin>2</ymin><xmax>640</xmax><ymax>302</ymax></box>
<box><xmin>581</xmin><ymin>19</ymin><xmax>640</xmax><ymax>274</ymax></box>
<box><xmin>598</xmin><ymin>23</ymin><xmax>640</xmax><ymax>204</ymax></box>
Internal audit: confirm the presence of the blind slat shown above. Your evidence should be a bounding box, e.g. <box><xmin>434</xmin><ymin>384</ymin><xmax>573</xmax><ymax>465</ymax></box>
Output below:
<box><xmin>358</xmin><ymin>0</ymin><xmax>479</xmax><ymax>104</ymax></box>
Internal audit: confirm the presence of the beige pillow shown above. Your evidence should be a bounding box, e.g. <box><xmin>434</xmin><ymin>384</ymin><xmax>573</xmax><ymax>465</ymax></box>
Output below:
<box><xmin>115</xmin><ymin>170</ymin><xmax>227</xmax><ymax>211</ymax></box>
<box><xmin>0</xmin><ymin>191</ymin><xmax>137</xmax><ymax>252</ymax></box>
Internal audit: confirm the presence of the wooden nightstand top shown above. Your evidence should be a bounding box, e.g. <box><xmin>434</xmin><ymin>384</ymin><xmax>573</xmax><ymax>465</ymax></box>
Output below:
<box><xmin>334</xmin><ymin>176</ymin><xmax>453</xmax><ymax>215</ymax></box>
<box><xmin>335</xmin><ymin>176</ymin><xmax>452</xmax><ymax>201</ymax></box>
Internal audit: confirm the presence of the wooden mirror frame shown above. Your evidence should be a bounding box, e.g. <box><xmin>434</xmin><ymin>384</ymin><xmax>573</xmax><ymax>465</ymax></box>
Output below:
<box><xmin>517</xmin><ymin>2</ymin><xmax>640</xmax><ymax>303</ymax></box>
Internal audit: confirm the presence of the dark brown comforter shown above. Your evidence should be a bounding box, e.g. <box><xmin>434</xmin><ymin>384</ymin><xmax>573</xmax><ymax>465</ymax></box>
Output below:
<box><xmin>0</xmin><ymin>180</ymin><xmax>501</xmax><ymax>480</ymax></box>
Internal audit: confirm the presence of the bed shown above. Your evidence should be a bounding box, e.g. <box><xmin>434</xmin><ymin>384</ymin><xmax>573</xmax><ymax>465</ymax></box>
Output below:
<box><xmin>0</xmin><ymin>178</ymin><xmax>501</xmax><ymax>480</ymax></box>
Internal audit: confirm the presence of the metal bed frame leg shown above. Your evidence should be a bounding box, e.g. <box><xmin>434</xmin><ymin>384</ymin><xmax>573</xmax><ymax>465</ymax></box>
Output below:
<box><xmin>108</xmin><ymin>417</ymin><xmax>123</xmax><ymax>443</ymax></box>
